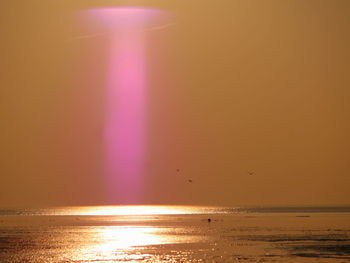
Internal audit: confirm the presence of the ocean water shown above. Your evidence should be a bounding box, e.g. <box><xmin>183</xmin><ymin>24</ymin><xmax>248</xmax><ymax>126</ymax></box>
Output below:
<box><xmin>0</xmin><ymin>206</ymin><xmax>349</xmax><ymax>262</ymax></box>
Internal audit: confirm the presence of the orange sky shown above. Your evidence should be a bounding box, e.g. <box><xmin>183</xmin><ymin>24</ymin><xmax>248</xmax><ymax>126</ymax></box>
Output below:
<box><xmin>1</xmin><ymin>0</ymin><xmax>349</xmax><ymax>207</ymax></box>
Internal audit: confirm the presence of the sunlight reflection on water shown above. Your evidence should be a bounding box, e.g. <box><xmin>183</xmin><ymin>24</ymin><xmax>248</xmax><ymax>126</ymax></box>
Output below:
<box><xmin>66</xmin><ymin>206</ymin><xmax>206</xmax><ymax>262</ymax></box>
<box><xmin>76</xmin><ymin>226</ymin><xmax>171</xmax><ymax>261</ymax></box>
<box><xmin>70</xmin><ymin>205</ymin><xmax>202</xmax><ymax>215</ymax></box>
<box><xmin>1</xmin><ymin>206</ymin><xmax>349</xmax><ymax>262</ymax></box>
<box><xmin>23</xmin><ymin>205</ymin><xmax>230</xmax><ymax>216</ymax></box>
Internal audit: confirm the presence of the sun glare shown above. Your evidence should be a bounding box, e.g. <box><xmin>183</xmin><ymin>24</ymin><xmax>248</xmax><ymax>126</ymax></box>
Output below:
<box><xmin>68</xmin><ymin>205</ymin><xmax>198</xmax><ymax>216</ymax></box>
<box><xmin>72</xmin><ymin>226</ymin><xmax>171</xmax><ymax>261</ymax></box>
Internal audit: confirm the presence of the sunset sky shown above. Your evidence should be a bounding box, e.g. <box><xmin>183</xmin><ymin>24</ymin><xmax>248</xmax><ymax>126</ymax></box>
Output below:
<box><xmin>1</xmin><ymin>0</ymin><xmax>349</xmax><ymax>207</ymax></box>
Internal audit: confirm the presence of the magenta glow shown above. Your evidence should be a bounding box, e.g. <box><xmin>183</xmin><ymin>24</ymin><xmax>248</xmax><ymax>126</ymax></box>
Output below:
<box><xmin>87</xmin><ymin>7</ymin><xmax>167</xmax><ymax>28</ymax></box>
<box><xmin>83</xmin><ymin>7</ymin><xmax>169</xmax><ymax>203</ymax></box>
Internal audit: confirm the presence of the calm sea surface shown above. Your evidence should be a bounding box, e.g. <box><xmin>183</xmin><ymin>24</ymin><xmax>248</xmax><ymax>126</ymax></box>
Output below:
<box><xmin>0</xmin><ymin>206</ymin><xmax>349</xmax><ymax>262</ymax></box>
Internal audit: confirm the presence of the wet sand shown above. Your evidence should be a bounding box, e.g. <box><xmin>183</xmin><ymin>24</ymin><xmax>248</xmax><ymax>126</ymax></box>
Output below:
<box><xmin>0</xmin><ymin>206</ymin><xmax>349</xmax><ymax>262</ymax></box>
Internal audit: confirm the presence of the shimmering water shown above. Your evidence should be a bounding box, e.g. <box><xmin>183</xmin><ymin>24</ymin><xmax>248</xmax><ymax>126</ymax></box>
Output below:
<box><xmin>0</xmin><ymin>206</ymin><xmax>349</xmax><ymax>262</ymax></box>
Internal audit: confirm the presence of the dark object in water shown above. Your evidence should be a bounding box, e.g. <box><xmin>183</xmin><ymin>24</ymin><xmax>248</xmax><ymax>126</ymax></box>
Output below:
<box><xmin>208</xmin><ymin>218</ymin><xmax>211</xmax><ymax>222</ymax></box>
<box><xmin>296</xmin><ymin>215</ymin><xmax>311</xmax><ymax>218</ymax></box>
<box><xmin>188</xmin><ymin>179</ymin><xmax>193</xmax><ymax>183</ymax></box>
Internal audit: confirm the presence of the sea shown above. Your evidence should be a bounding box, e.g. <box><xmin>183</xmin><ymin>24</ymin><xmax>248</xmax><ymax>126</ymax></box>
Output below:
<box><xmin>0</xmin><ymin>206</ymin><xmax>349</xmax><ymax>262</ymax></box>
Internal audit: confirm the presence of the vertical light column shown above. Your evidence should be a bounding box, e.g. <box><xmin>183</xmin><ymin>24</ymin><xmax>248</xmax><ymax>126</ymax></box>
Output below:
<box><xmin>84</xmin><ymin>8</ymin><xmax>168</xmax><ymax>203</ymax></box>
<box><xmin>105</xmin><ymin>29</ymin><xmax>146</xmax><ymax>203</ymax></box>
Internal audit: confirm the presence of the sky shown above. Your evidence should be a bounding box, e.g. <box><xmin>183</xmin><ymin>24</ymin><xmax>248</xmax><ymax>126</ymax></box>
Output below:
<box><xmin>1</xmin><ymin>0</ymin><xmax>349</xmax><ymax>207</ymax></box>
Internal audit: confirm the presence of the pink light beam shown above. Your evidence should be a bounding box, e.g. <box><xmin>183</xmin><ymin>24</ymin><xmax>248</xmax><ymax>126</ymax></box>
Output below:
<box><xmin>84</xmin><ymin>7</ymin><xmax>169</xmax><ymax>203</ymax></box>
